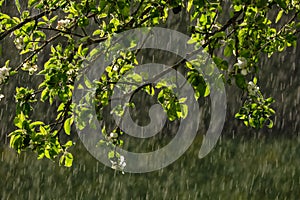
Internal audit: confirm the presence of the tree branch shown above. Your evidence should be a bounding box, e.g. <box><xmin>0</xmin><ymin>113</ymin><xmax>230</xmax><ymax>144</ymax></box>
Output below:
<box><xmin>208</xmin><ymin>10</ymin><xmax>243</xmax><ymax>37</ymax></box>
<box><xmin>38</xmin><ymin>27</ymin><xmax>85</xmax><ymax>38</ymax></box>
<box><xmin>0</xmin><ymin>7</ymin><xmax>61</xmax><ymax>41</ymax></box>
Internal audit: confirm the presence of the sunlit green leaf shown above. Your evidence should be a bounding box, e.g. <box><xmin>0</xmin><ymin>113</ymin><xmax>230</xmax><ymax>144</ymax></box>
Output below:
<box><xmin>267</xmin><ymin>119</ymin><xmax>274</xmax><ymax>128</ymax></box>
<box><xmin>187</xmin><ymin>0</ymin><xmax>193</xmax><ymax>12</ymax></box>
<box><xmin>15</xmin><ymin>0</ymin><xmax>21</xmax><ymax>14</ymax></box>
<box><xmin>64</xmin><ymin>153</ymin><xmax>73</xmax><ymax>167</ymax></box>
<box><xmin>276</xmin><ymin>10</ymin><xmax>284</xmax><ymax>23</ymax></box>
<box><xmin>64</xmin><ymin>117</ymin><xmax>73</xmax><ymax>135</ymax></box>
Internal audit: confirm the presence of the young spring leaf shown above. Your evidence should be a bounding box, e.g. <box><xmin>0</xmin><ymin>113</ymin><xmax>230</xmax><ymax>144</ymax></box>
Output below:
<box><xmin>64</xmin><ymin>117</ymin><xmax>73</xmax><ymax>135</ymax></box>
<box><xmin>276</xmin><ymin>10</ymin><xmax>284</xmax><ymax>23</ymax></box>
<box><xmin>64</xmin><ymin>152</ymin><xmax>73</xmax><ymax>167</ymax></box>
<box><xmin>15</xmin><ymin>0</ymin><xmax>21</xmax><ymax>14</ymax></box>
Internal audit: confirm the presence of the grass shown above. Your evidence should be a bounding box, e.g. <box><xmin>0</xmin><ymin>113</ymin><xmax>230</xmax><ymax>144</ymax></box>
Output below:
<box><xmin>0</xmin><ymin>134</ymin><xmax>299</xmax><ymax>200</ymax></box>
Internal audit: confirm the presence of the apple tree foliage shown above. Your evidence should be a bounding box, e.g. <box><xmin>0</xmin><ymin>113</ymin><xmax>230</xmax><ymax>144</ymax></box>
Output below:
<box><xmin>0</xmin><ymin>0</ymin><xmax>299</xmax><ymax>167</ymax></box>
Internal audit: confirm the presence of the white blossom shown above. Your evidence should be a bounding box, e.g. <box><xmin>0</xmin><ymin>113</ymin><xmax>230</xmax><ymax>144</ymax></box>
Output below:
<box><xmin>66</xmin><ymin>69</ymin><xmax>75</xmax><ymax>75</ymax></box>
<box><xmin>0</xmin><ymin>94</ymin><xmax>4</xmax><ymax>101</ymax></box>
<box><xmin>22</xmin><ymin>62</ymin><xmax>30</xmax><ymax>69</ymax></box>
<box><xmin>0</xmin><ymin>66</ymin><xmax>10</xmax><ymax>84</ymax></box>
<box><xmin>241</xmin><ymin>69</ymin><xmax>248</xmax><ymax>76</ymax></box>
<box><xmin>0</xmin><ymin>66</ymin><xmax>9</xmax><ymax>77</ymax></box>
<box><xmin>109</xmin><ymin>132</ymin><xmax>118</xmax><ymax>138</ymax></box>
<box><xmin>119</xmin><ymin>155</ymin><xmax>125</xmax><ymax>165</ymax></box>
<box><xmin>28</xmin><ymin>65</ymin><xmax>38</xmax><ymax>74</ymax></box>
<box><xmin>22</xmin><ymin>62</ymin><xmax>38</xmax><ymax>74</ymax></box>
<box><xmin>112</xmin><ymin>65</ymin><xmax>118</xmax><ymax>71</ymax></box>
<box><xmin>237</xmin><ymin>57</ymin><xmax>247</xmax><ymax>68</ymax></box>
<box><xmin>56</xmin><ymin>19</ymin><xmax>71</xmax><ymax>29</ymax></box>
<box><xmin>247</xmin><ymin>81</ymin><xmax>259</xmax><ymax>96</ymax></box>
<box><xmin>15</xmin><ymin>36</ymin><xmax>24</xmax><ymax>50</ymax></box>
<box><xmin>0</xmin><ymin>75</ymin><xmax>4</xmax><ymax>84</ymax></box>
<box><xmin>110</xmin><ymin>155</ymin><xmax>126</xmax><ymax>172</ymax></box>
<box><xmin>235</xmin><ymin>57</ymin><xmax>248</xmax><ymax>75</ymax></box>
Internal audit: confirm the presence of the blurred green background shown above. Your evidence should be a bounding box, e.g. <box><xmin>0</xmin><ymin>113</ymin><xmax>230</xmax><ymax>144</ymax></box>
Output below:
<box><xmin>1</xmin><ymin>134</ymin><xmax>299</xmax><ymax>199</ymax></box>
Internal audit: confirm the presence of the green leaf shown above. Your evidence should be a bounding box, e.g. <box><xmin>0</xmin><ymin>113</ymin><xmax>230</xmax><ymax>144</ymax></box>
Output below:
<box><xmin>45</xmin><ymin>149</ymin><xmax>51</xmax><ymax>159</ymax></box>
<box><xmin>14</xmin><ymin>117</ymin><xmax>23</xmax><ymax>129</ymax></box>
<box><xmin>64</xmin><ymin>141</ymin><xmax>73</xmax><ymax>148</ymax></box>
<box><xmin>10</xmin><ymin>134</ymin><xmax>21</xmax><ymax>149</ymax></box>
<box><xmin>224</xmin><ymin>45</ymin><xmax>233</xmax><ymax>57</ymax></box>
<box><xmin>235</xmin><ymin>74</ymin><xmax>246</xmax><ymax>89</ymax></box>
<box><xmin>78</xmin><ymin>17</ymin><xmax>89</xmax><ymax>27</ymax></box>
<box><xmin>93</xmin><ymin>29</ymin><xmax>102</xmax><ymax>36</ymax></box>
<box><xmin>108</xmin><ymin>151</ymin><xmax>115</xmax><ymax>159</ymax></box>
<box><xmin>15</xmin><ymin>0</ymin><xmax>21</xmax><ymax>14</ymax></box>
<box><xmin>19</xmin><ymin>112</ymin><xmax>26</xmax><ymax>123</ymax></box>
<box><xmin>186</xmin><ymin>62</ymin><xmax>194</xmax><ymax>69</ymax></box>
<box><xmin>275</xmin><ymin>0</ymin><xmax>287</xmax><ymax>9</ymax></box>
<box><xmin>233</xmin><ymin>5</ymin><xmax>242</xmax><ymax>12</ymax></box>
<box><xmin>187</xmin><ymin>37</ymin><xmax>198</xmax><ymax>44</ymax></box>
<box><xmin>180</xmin><ymin>104</ymin><xmax>188</xmax><ymax>118</ymax></box>
<box><xmin>64</xmin><ymin>117</ymin><xmax>73</xmax><ymax>135</ymax></box>
<box><xmin>269</xmin><ymin>108</ymin><xmax>275</xmax><ymax>114</ymax></box>
<box><xmin>59</xmin><ymin>155</ymin><xmax>65</xmax><ymax>166</ymax></box>
<box><xmin>204</xmin><ymin>84</ymin><xmax>210</xmax><ymax>97</ymax></box>
<box><xmin>265</xmin><ymin>97</ymin><xmax>274</xmax><ymax>103</ymax></box>
<box><xmin>249</xmin><ymin>117</ymin><xmax>255</xmax><ymax>128</ymax></box>
<box><xmin>120</xmin><ymin>64</ymin><xmax>134</xmax><ymax>74</ymax></box>
<box><xmin>253</xmin><ymin>77</ymin><xmax>258</xmax><ymax>84</ymax></box>
<box><xmin>157</xmin><ymin>90</ymin><xmax>165</xmax><ymax>103</ymax></box>
<box><xmin>77</xmin><ymin>44</ymin><xmax>83</xmax><ymax>56</ymax></box>
<box><xmin>98</xmin><ymin>13</ymin><xmax>107</xmax><ymax>19</ymax></box>
<box><xmin>28</xmin><ymin>0</ymin><xmax>39</xmax><ymax>7</ymax></box>
<box><xmin>0</xmin><ymin>13</ymin><xmax>10</xmax><ymax>20</ymax></box>
<box><xmin>253</xmin><ymin>77</ymin><xmax>257</xmax><ymax>85</ymax></box>
<box><xmin>220</xmin><ymin>61</ymin><xmax>228</xmax><ymax>70</ymax></box>
<box><xmin>276</xmin><ymin>10</ymin><xmax>284</xmax><ymax>23</ymax></box>
<box><xmin>187</xmin><ymin>0</ymin><xmax>193</xmax><ymax>12</ymax></box>
<box><xmin>211</xmin><ymin>32</ymin><xmax>225</xmax><ymax>40</ymax></box>
<box><xmin>144</xmin><ymin>85</ymin><xmax>155</xmax><ymax>96</ymax></box>
<box><xmin>88</xmin><ymin>48</ymin><xmax>99</xmax><ymax>58</ymax></box>
<box><xmin>40</xmin><ymin>126</ymin><xmax>47</xmax><ymax>135</ymax></box>
<box><xmin>235</xmin><ymin>113</ymin><xmax>246</xmax><ymax>119</ymax></box>
<box><xmin>267</xmin><ymin>119</ymin><xmax>274</xmax><ymax>128</ymax></box>
<box><xmin>57</xmin><ymin>103</ymin><xmax>65</xmax><ymax>112</ymax></box>
<box><xmin>84</xmin><ymin>75</ymin><xmax>93</xmax><ymax>89</ymax></box>
<box><xmin>49</xmin><ymin>16</ymin><xmax>58</xmax><ymax>23</ymax></box>
<box><xmin>30</xmin><ymin>121</ymin><xmax>44</xmax><ymax>128</ymax></box>
<box><xmin>0</xmin><ymin>0</ymin><xmax>4</xmax><ymax>8</ymax></box>
<box><xmin>64</xmin><ymin>152</ymin><xmax>73</xmax><ymax>167</ymax></box>
<box><xmin>41</xmin><ymin>88</ymin><xmax>49</xmax><ymax>102</ymax></box>
<box><xmin>37</xmin><ymin>152</ymin><xmax>44</xmax><ymax>159</ymax></box>
<box><xmin>127</xmin><ymin>73</ymin><xmax>142</xmax><ymax>83</ymax></box>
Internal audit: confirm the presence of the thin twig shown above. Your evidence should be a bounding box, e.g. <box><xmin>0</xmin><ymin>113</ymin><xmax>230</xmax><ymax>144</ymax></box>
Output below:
<box><xmin>38</xmin><ymin>27</ymin><xmax>85</xmax><ymax>38</ymax></box>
